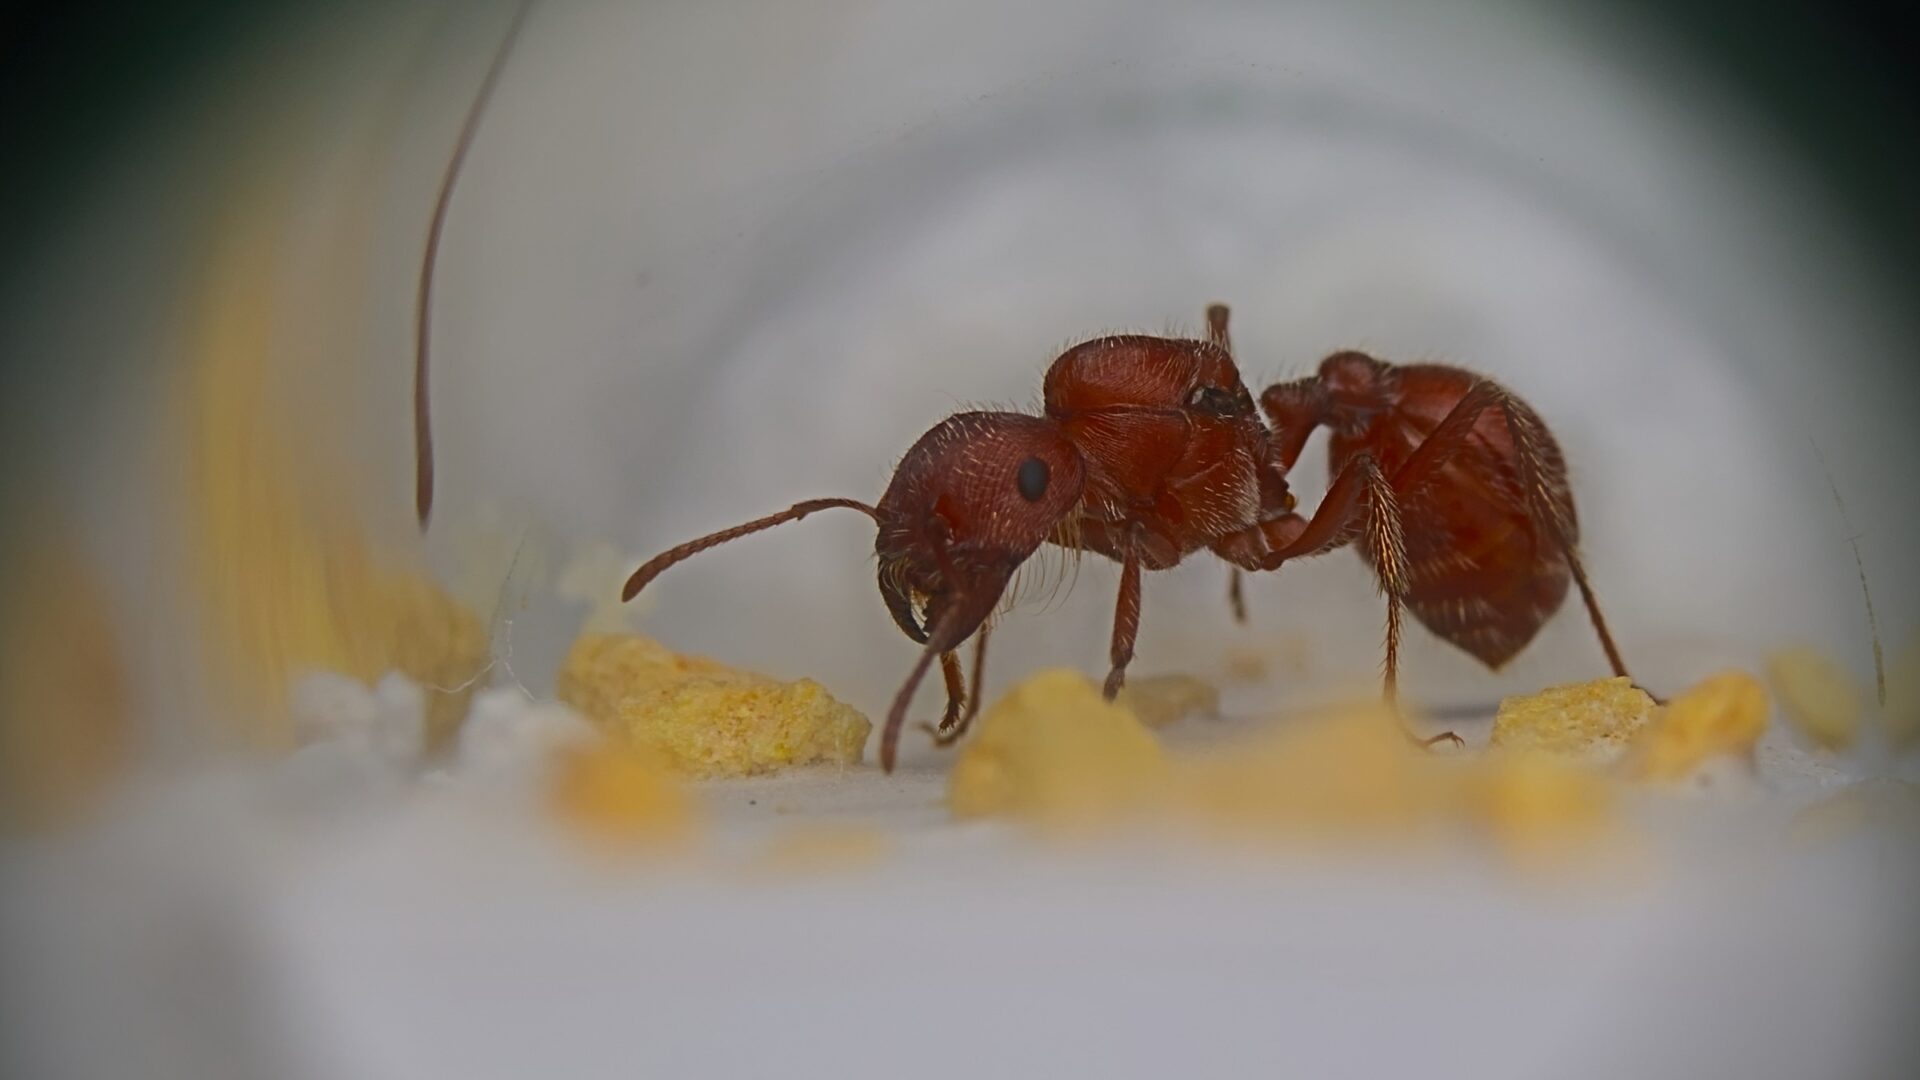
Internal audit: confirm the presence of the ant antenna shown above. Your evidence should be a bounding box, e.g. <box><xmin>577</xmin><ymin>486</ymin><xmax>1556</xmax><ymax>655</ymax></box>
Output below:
<box><xmin>416</xmin><ymin>0</ymin><xmax>537</xmax><ymax>530</ymax></box>
<box><xmin>621</xmin><ymin>498</ymin><xmax>881</xmax><ymax>602</ymax></box>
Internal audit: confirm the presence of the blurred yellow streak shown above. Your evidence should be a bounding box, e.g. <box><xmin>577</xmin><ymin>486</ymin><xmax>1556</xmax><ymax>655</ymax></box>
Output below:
<box><xmin>180</xmin><ymin>161</ymin><xmax>486</xmax><ymax>751</ymax></box>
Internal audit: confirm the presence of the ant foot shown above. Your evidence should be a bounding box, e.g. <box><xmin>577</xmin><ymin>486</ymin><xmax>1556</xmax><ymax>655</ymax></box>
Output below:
<box><xmin>917</xmin><ymin>721</ymin><xmax>965</xmax><ymax>748</ymax></box>
<box><xmin>1405</xmin><ymin>728</ymin><xmax>1466</xmax><ymax>752</ymax></box>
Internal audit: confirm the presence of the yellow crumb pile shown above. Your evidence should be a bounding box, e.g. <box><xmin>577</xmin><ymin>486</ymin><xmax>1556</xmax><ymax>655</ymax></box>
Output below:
<box><xmin>948</xmin><ymin>669</ymin><xmax>1167</xmax><ymax>828</ymax></box>
<box><xmin>1115</xmin><ymin>674</ymin><xmax>1220</xmax><ymax>728</ymax></box>
<box><xmin>1766</xmin><ymin>647</ymin><xmax>1863</xmax><ymax>751</ymax></box>
<box><xmin>557</xmin><ymin>633</ymin><xmax>870</xmax><ymax>777</ymax></box>
<box><xmin>1629</xmin><ymin>671</ymin><xmax>1769</xmax><ymax>782</ymax></box>
<box><xmin>548</xmin><ymin>741</ymin><xmax>697</xmax><ymax>845</ymax></box>
<box><xmin>1170</xmin><ymin>704</ymin><xmax>1448</xmax><ymax>840</ymax></box>
<box><xmin>947</xmin><ymin>671</ymin><xmax>1619</xmax><ymax>860</ymax></box>
<box><xmin>1490</xmin><ymin>677</ymin><xmax>1655</xmax><ymax>761</ymax></box>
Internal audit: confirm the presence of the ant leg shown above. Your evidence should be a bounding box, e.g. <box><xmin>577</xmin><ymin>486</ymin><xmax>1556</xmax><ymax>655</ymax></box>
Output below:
<box><xmin>1227</xmin><ymin>569</ymin><xmax>1248</xmax><ymax>623</ymax></box>
<box><xmin>1276</xmin><ymin>453</ymin><xmax>1408</xmax><ymax>704</ymax></box>
<box><xmin>622</xmin><ymin>498</ymin><xmax>879</xmax><ymax>601</ymax></box>
<box><xmin>1391</xmin><ymin>382</ymin><xmax>1633</xmax><ymax>682</ymax></box>
<box><xmin>1103</xmin><ymin>537</ymin><xmax>1145</xmax><ymax>699</ymax></box>
<box><xmin>938</xmin><ymin>650</ymin><xmax>966</xmax><ymax>732</ymax></box>
<box><xmin>924</xmin><ymin>623</ymin><xmax>991</xmax><ymax>747</ymax></box>
<box><xmin>1206</xmin><ymin>302</ymin><xmax>1233</xmax><ymax>350</ymax></box>
<box><xmin>416</xmin><ymin>0</ymin><xmax>537</xmax><ymax>529</ymax></box>
<box><xmin>881</xmin><ymin>637</ymin><xmax>945</xmax><ymax>773</ymax></box>
<box><xmin>1271</xmin><ymin>455</ymin><xmax>1461</xmax><ymax>743</ymax></box>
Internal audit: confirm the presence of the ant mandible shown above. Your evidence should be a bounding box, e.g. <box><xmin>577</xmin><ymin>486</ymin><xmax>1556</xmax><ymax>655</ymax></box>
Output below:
<box><xmin>619</xmin><ymin>305</ymin><xmax>1424</xmax><ymax>772</ymax></box>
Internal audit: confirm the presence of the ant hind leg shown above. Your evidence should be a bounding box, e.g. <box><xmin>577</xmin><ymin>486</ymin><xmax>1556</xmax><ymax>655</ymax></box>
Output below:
<box><xmin>1390</xmin><ymin>381</ymin><xmax>1635</xmax><ymax>687</ymax></box>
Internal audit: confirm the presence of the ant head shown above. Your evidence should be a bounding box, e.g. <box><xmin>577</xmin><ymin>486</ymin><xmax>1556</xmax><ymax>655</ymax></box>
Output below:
<box><xmin>1043</xmin><ymin>336</ymin><xmax>1257</xmax><ymax>422</ymax></box>
<box><xmin>874</xmin><ymin>412</ymin><xmax>1086</xmax><ymax>649</ymax></box>
<box><xmin>1263</xmin><ymin>351</ymin><xmax>1396</xmax><ymax>441</ymax></box>
<box><xmin>1317</xmin><ymin>350</ymin><xmax>1391</xmax><ymax>402</ymax></box>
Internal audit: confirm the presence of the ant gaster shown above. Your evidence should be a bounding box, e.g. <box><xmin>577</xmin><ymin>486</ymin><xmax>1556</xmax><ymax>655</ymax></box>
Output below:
<box><xmin>620</xmin><ymin>306</ymin><xmax>1429</xmax><ymax>772</ymax></box>
<box><xmin>1243</xmin><ymin>350</ymin><xmax>1633</xmax><ymax>686</ymax></box>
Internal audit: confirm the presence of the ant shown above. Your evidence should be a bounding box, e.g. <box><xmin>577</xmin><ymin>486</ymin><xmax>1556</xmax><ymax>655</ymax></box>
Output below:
<box><xmin>619</xmin><ymin>305</ymin><xmax>1430</xmax><ymax>772</ymax></box>
<box><xmin>408</xmin><ymin>5</ymin><xmax>1639</xmax><ymax>771</ymax></box>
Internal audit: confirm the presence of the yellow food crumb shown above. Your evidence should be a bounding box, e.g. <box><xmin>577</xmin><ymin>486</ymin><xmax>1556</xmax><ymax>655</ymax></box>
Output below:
<box><xmin>557</xmin><ymin>633</ymin><xmax>869</xmax><ymax>777</ymax></box>
<box><xmin>548</xmin><ymin>741</ymin><xmax>696</xmax><ymax>844</ymax></box>
<box><xmin>1882</xmin><ymin>637</ymin><xmax>1920</xmax><ymax>751</ymax></box>
<box><xmin>951</xmin><ymin>675</ymin><xmax>1628</xmax><ymax>867</ymax></box>
<box><xmin>1489</xmin><ymin>677</ymin><xmax>1656</xmax><ymax>760</ymax></box>
<box><xmin>749</xmin><ymin>825</ymin><xmax>892</xmax><ymax>876</ymax></box>
<box><xmin>1116</xmin><ymin>674</ymin><xmax>1220</xmax><ymax>728</ymax></box>
<box><xmin>1467</xmin><ymin>751</ymin><xmax>1616</xmax><ymax>861</ymax></box>
<box><xmin>1172</xmin><ymin>704</ymin><xmax>1440</xmax><ymax>842</ymax></box>
<box><xmin>557</xmin><ymin>633</ymin><xmax>744</xmax><ymax>728</ymax></box>
<box><xmin>1630</xmin><ymin>671</ymin><xmax>1768</xmax><ymax>782</ymax></box>
<box><xmin>947</xmin><ymin>669</ymin><xmax>1167</xmax><ymax>828</ymax></box>
<box><xmin>1766</xmin><ymin>647</ymin><xmax>1862</xmax><ymax>750</ymax></box>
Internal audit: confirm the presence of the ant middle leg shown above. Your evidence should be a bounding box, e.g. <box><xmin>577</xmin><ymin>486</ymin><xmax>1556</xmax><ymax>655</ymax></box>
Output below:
<box><xmin>1104</xmin><ymin>539</ymin><xmax>1144</xmax><ymax>700</ymax></box>
<box><xmin>1215</xmin><ymin>453</ymin><xmax>1463</xmax><ymax>748</ymax></box>
<box><xmin>938</xmin><ymin>650</ymin><xmax>966</xmax><ymax>733</ymax></box>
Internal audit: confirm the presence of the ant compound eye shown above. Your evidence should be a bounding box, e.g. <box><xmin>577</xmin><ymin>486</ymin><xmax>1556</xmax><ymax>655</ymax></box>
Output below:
<box><xmin>1187</xmin><ymin>385</ymin><xmax>1247</xmax><ymax>416</ymax></box>
<box><xmin>1016</xmin><ymin>456</ymin><xmax>1051</xmax><ymax>502</ymax></box>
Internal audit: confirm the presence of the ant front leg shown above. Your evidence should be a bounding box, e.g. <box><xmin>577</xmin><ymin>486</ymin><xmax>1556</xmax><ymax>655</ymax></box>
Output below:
<box><xmin>923</xmin><ymin>624</ymin><xmax>991</xmax><ymax>747</ymax></box>
<box><xmin>938</xmin><ymin>650</ymin><xmax>966</xmax><ymax>732</ymax></box>
<box><xmin>1393</xmin><ymin>381</ymin><xmax>1635</xmax><ymax>686</ymax></box>
<box><xmin>1104</xmin><ymin>538</ymin><xmax>1144</xmax><ymax>700</ymax></box>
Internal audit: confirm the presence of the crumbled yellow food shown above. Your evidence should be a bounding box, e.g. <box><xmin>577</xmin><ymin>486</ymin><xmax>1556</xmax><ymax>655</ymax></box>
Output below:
<box><xmin>557</xmin><ymin>633</ymin><xmax>745</xmax><ymax>728</ymax></box>
<box><xmin>548</xmin><ymin>741</ymin><xmax>696</xmax><ymax>844</ymax></box>
<box><xmin>1116</xmin><ymin>674</ymin><xmax>1220</xmax><ymax>728</ymax></box>
<box><xmin>1766</xmin><ymin>647</ymin><xmax>1862</xmax><ymax>750</ymax></box>
<box><xmin>1630</xmin><ymin>671</ymin><xmax>1768</xmax><ymax>781</ymax></box>
<box><xmin>616</xmin><ymin>679</ymin><xmax>870</xmax><ymax>777</ymax></box>
<box><xmin>947</xmin><ymin>669</ymin><xmax>1167</xmax><ymax>827</ymax></box>
<box><xmin>951</xmin><ymin>675</ymin><xmax>1627</xmax><ymax>866</ymax></box>
<box><xmin>1882</xmin><ymin>637</ymin><xmax>1920</xmax><ymax>751</ymax></box>
<box><xmin>749</xmin><ymin>825</ymin><xmax>892</xmax><ymax>876</ymax></box>
<box><xmin>1467</xmin><ymin>751</ymin><xmax>1616</xmax><ymax>860</ymax></box>
<box><xmin>1171</xmin><ymin>704</ymin><xmax>1441</xmax><ymax>841</ymax></box>
<box><xmin>1489</xmin><ymin>677</ymin><xmax>1656</xmax><ymax>760</ymax></box>
<box><xmin>556</xmin><ymin>633</ymin><xmax>870</xmax><ymax>777</ymax></box>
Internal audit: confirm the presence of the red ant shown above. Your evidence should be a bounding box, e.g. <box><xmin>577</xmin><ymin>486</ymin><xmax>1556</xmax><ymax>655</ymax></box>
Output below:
<box><xmin>409</xmin><ymin>6</ymin><xmax>1639</xmax><ymax>771</ymax></box>
<box><xmin>618</xmin><ymin>305</ymin><xmax>1441</xmax><ymax>772</ymax></box>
